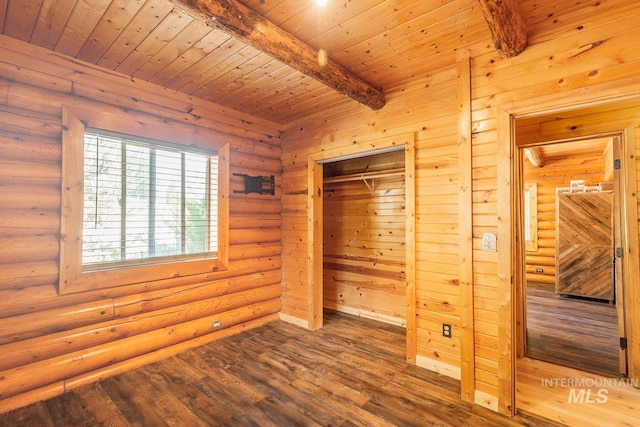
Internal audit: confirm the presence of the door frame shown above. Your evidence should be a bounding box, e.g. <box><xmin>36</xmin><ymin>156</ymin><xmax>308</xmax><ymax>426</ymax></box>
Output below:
<box><xmin>307</xmin><ymin>133</ymin><xmax>416</xmax><ymax>362</ymax></box>
<box><xmin>497</xmin><ymin>97</ymin><xmax>640</xmax><ymax>415</ymax></box>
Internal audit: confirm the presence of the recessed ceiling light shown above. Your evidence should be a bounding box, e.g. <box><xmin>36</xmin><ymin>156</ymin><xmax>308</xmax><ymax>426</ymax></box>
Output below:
<box><xmin>316</xmin><ymin>0</ymin><xmax>327</xmax><ymax>7</ymax></box>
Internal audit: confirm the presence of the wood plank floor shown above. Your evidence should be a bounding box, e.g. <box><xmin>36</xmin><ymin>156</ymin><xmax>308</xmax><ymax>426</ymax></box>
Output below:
<box><xmin>517</xmin><ymin>357</ymin><xmax>640</xmax><ymax>427</ymax></box>
<box><xmin>0</xmin><ymin>310</ymin><xmax>558</xmax><ymax>426</ymax></box>
<box><xmin>525</xmin><ymin>281</ymin><xmax>620</xmax><ymax>377</ymax></box>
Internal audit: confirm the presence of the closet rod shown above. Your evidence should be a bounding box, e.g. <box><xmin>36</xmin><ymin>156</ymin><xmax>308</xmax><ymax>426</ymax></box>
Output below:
<box><xmin>323</xmin><ymin>168</ymin><xmax>405</xmax><ymax>184</ymax></box>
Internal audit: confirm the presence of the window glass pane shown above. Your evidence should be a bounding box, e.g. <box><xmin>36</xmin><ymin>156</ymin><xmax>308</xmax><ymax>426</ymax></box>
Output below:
<box><xmin>124</xmin><ymin>144</ymin><xmax>151</xmax><ymax>260</ymax></box>
<box><xmin>185</xmin><ymin>153</ymin><xmax>209</xmax><ymax>254</ymax></box>
<box><xmin>209</xmin><ymin>155</ymin><xmax>219</xmax><ymax>249</ymax></box>
<box><xmin>154</xmin><ymin>149</ymin><xmax>182</xmax><ymax>257</ymax></box>
<box><xmin>82</xmin><ymin>130</ymin><xmax>217</xmax><ymax>269</ymax></box>
<box><xmin>83</xmin><ymin>134</ymin><xmax>123</xmax><ymax>265</ymax></box>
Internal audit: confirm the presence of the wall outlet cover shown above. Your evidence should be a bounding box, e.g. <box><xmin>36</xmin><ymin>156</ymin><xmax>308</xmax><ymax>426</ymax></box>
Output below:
<box><xmin>442</xmin><ymin>323</ymin><xmax>452</xmax><ymax>338</ymax></box>
<box><xmin>482</xmin><ymin>233</ymin><xmax>497</xmax><ymax>252</ymax></box>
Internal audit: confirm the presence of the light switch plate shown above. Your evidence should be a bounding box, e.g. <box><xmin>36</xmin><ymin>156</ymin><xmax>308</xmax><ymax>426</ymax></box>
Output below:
<box><xmin>482</xmin><ymin>233</ymin><xmax>497</xmax><ymax>252</ymax></box>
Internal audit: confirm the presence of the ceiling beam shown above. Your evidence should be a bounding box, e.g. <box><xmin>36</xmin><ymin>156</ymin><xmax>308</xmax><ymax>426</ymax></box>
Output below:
<box><xmin>523</xmin><ymin>147</ymin><xmax>545</xmax><ymax>168</ymax></box>
<box><xmin>477</xmin><ymin>0</ymin><xmax>528</xmax><ymax>58</ymax></box>
<box><xmin>170</xmin><ymin>0</ymin><xmax>386</xmax><ymax>110</ymax></box>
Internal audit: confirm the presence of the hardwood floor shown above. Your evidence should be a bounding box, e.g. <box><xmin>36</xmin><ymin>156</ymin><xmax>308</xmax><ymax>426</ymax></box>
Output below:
<box><xmin>525</xmin><ymin>281</ymin><xmax>620</xmax><ymax>377</ymax></box>
<box><xmin>0</xmin><ymin>311</ymin><xmax>557</xmax><ymax>426</ymax></box>
<box><xmin>517</xmin><ymin>357</ymin><xmax>640</xmax><ymax>427</ymax></box>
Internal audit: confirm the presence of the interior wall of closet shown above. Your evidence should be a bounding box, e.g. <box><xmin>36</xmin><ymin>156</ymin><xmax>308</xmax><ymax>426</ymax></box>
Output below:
<box><xmin>322</xmin><ymin>150</ymin><xmax>407</xmax><ymax>326</ymax></box>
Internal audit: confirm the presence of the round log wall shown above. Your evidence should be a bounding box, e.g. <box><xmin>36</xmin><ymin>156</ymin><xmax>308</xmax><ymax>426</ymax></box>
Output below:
<box><xmin>0</xmin><ymin>36</ymin><xmax>282</xmax><ymax>412</ymax></box>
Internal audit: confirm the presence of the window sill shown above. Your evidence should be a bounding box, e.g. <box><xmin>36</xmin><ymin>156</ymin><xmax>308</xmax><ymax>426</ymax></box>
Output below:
<box><xmin>60</xmin><ymin>257</ymin><xmax>228</xmax><ymax>294</ymax></box>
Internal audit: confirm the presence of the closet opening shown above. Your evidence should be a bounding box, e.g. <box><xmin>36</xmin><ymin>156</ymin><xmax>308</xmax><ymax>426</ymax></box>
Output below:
<box><xmin>322</xmin><ymin>149</ymin><xmax>407</xmax><ymax>327</ymax></box>
<box><xmin>307</xmin><ymin>134</ymin><xmax>416</xmax><ymax>361</ymax></box>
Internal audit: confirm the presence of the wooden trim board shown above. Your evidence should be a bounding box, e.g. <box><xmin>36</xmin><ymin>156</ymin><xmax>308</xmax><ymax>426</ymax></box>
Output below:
<box><xmin>457</xmin><ymin>50</ymin><xmax>475</xmax><ymax>403</ymax></box>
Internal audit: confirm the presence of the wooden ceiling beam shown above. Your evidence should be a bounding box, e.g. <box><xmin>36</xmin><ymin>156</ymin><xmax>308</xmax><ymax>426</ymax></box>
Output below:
<box><xmin>523</xmin><ymin>147</ymin><xmax>545</xmax><ymax>168</ymax></box>
<box><xmin>170</xmin><ymin>0</ymin><xmax>386</xmax><ymax>110</ymax></box>
<box><xmin>476</xmin><ymin>0</ymin><xmax>528</xmax><ymax>58</ymax></box>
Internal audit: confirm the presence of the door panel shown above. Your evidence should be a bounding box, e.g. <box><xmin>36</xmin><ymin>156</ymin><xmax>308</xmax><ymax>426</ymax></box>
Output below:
<box><xmin>556</xmin><ymin>192</ymin><xmax>614</xmax><ymax>301</ymax></box>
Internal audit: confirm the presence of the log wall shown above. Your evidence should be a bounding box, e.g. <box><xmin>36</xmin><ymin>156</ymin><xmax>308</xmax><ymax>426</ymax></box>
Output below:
<box><xmin>280</xmin><ymin>0</ymin><xmax>640</xmax><ymax>414</ymax></box>
<box><xmin>0</xmin><ymin>35</ymin><xmax>283</xmax><ymax>411</ymax></box>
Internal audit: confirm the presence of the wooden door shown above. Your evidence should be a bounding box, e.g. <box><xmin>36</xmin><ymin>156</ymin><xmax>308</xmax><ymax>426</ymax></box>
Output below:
<box><xmin>556</xmin><ymin>192</ymin><xmax>614</xmax><ymax>301</ymax></box>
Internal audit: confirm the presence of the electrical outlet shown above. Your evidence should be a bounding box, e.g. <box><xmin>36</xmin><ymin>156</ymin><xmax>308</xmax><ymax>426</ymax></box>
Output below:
<box><xmin>536</xmin><ymin>268</ymin><xmax>544</xmax><ymax>273</ymax></box>
<box><xmin>442</xmin><ymin>323</ymin><xmax>452</xmax><ymax>338</ymax></box>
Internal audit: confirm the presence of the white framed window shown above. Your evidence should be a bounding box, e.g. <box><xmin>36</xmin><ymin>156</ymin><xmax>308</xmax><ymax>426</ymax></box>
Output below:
<box><xmin>60</xmin><ymin>107</ymin><xmax>229</xmax><ymax>294</ymax></box>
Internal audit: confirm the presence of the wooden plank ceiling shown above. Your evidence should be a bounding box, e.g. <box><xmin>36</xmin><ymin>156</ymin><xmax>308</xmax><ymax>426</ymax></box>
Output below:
<box><xmin>0</xmin><ymin>0</ymin><xmax>524</xmax><ymax>124</ymax></box>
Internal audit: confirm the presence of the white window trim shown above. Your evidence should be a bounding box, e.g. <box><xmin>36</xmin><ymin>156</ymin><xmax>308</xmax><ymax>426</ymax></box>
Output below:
<box><xmin>59</xmin><ymin>107</ymin><xmax>229</xmax><ymax>294</ymax></box>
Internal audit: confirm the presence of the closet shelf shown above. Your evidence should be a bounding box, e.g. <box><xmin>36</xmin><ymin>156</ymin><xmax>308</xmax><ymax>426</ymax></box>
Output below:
<box><xmin>323</xmin><ymin>168</ymin><xmax>405</xmax><ymax>184</ymax></box>
<box><xmin>323</xmin><ymin>168</ymin><xmax>405</xmax><ymax>194</ymax></box>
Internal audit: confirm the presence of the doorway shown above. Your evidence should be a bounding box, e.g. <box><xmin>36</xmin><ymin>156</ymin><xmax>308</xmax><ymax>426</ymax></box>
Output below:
<box><xmin>501</xmin><ymin>98</ymin><xmax>640</xmax><ymax>424</ymax></box>
<box><xmin>307</xmin><ymin>132</ymin><xmax>417</xmax><ymax>361</ymax></box>
<box><xmin>518</xmin><ymin>137</ymin><xmax>624</xmax><ymax>377</ymax></box>
<box><xmin>322</xmin><ymin>149</ymin><xmax>407</xmax><ymax>327</ymax></box>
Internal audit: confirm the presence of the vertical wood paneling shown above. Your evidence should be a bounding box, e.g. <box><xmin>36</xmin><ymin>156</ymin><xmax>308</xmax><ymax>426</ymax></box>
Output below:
<box><xmin>0</xmin><ymin>34</ymin><xmax>282</xmax><ymax>411</ymax></box>
<box><xmin>457</xmin><ymin>49</ymin><xmax>475</xmax><ymax>403</ymax></box>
